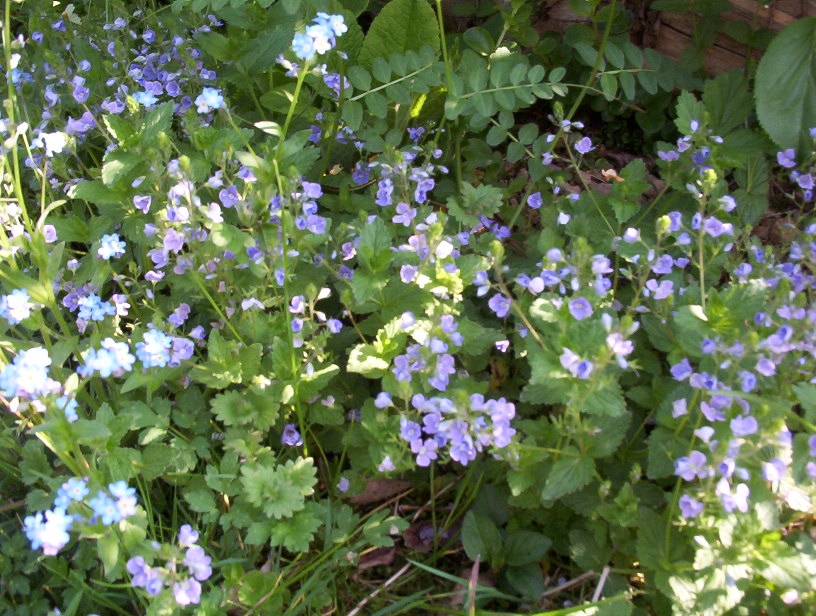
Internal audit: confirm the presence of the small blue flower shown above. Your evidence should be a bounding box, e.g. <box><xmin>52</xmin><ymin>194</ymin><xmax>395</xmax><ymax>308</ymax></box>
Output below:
<box><xmin>88</xmin><ymin>491</ymin><xmax>121</xmax><ymax>526</ymax></box>
<box><xmin>136</xmin><ymin>329</ymin><xmax>173</xmax><ymax>368</ymax></box>
<box><xmin>97</xmin><ymin>233</ymin><xmax>126</xmax><ymax>260</ymax></box>
<box><xmin>194</xmin><ymin>87</ymin><xmax>224</xmax><ymax>114</ymax></box>
<box><xmin>133</xmin><ymin>90</ymin><xmax>158</xmax><ymax>107</ymax></box>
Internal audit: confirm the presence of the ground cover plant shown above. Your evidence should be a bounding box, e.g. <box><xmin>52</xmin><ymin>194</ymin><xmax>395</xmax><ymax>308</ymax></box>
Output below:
<box><xmin>1</xmin><ymin>0</ymin><xmax>816</xmax><ymax>614</ymax></box>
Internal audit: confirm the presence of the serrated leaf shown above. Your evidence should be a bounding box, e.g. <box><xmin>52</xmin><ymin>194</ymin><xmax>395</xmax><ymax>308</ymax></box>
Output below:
<box><xmin>541</xmin><ymin>448</ymin><xmax>594</xmax><ymax>501</ymax></box>
<box><xmin>358</xmin><ymin>216</ymin><xmax>392</xmax><ymax>271</ymax></box>
<box><xmin>348</xmin><ymin>343</ymin><xmax>389</xmax><ymax>377</ymax></box>
<box><xmin>241</xmin><ymin>457</ymin><xmax>318</xmax><ymax>520</ymax></box>
<box><xmin>358</xmin><ymin>0</ymin><xmax>439</xmax><ymax>67</ymax></box>
<box><xmin>268</xmin><ymin>503</ymin><xmax>323</xmax><ymax>552</ymax></box>
<box><xmin>69</xmin><ymin>181</ymin><xmax>128</xmax><ymax>205</ymax></box>
<box><xmin>101</xmin><ymin>151</ymin><xmax>143</xmax><ymax>187</ymax></box>
<box><xmin>184</xmin><ymin>487</ymin><xmax>216</xmax><ymax>514</ymax></box>
<box><xmin>755</xmin><ymin>18</ymin><xmax>816</xmax><ymax>151</ymax></box>
<box><xmin>674</xmin><ymin>90</ymin><xmax>705</xmax><ymax>134</ymax></box>
<box><xmin>609</xmin><ymin>158</ymin><xmax>649</xmax><ymax>223</ymax></box>
<box><xmin>647</xmin><ymin>427</ymin><xmax>685</xmax><ymax>478</ymax></box>
<box><xmin>140</xmin><ymin>102</ymin><xmax>174</xmax><ymax>143</ymax></box>
<box><xmin>702</xmin><ymin>70</ymin><xmax>752</xmax><ymax>134</ymax></box>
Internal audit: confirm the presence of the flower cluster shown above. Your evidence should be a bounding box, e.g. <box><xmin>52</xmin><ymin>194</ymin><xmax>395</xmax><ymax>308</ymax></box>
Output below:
<box><xmin>0</xmin><ymin>346</ymin><xmax>58</xmax><ymax>400</ymax></box>
<box><xmin>136</xmin><ymin>329</ymin><xmax>194</xmax><ymax>368</ymax></box>
<box><xmin>291</xmin><ymin>13</ymin><xmax>347</xmax><ymax>62</ymax></box>
<box><xmin>127</xmin><ymin>524</ymin><xmax>212</xmax><ymax>606</ymax></box>
<box><xmin>391</xmin><ymin>313</ymin><xmax>464</xmax><ymax>392</ymax></box>
<box><xmin>24</xmin><ymin>479</ymin><xmax>137</xmax><ymax>556</ymax></box>
<box><xmin>397</xmin><ymin>393</ymin><xmax>516</xmax><ymax>466</ymax></box>
<box><xmin>0</xmin><ymin>288</ymin><xmax>34</xmax><ymax>325</ymax></box>
<box><xmin>78</xmin><ymin>337</ymin><xmax>136</xmax><ymax>378</ymax></box>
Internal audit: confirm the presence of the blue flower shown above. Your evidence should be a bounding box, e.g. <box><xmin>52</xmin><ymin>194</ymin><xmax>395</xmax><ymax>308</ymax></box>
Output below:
<box><xmin>98</xmin><ymin>234</ymin><xmax>126</xmax><ymax>260</ymax></box>
<box><xmin>0</xmin><ymin>347</ymin><xmax>53</xmax><ymax>399</ymax></box>
<box><xmin>194</xmin><ymin>87</ymin><xmax>224</xmax><ymax>113</ymax></box>
<box><xmin>575</xmin><ymin>136</ymin><xmax>594</xmax><ymax>155</ymax></box>
<box><xmin>291</xmin><ymin>14</ymin><xmax>346</xmax><ymax>61</ymax></box>
<box><xmin>133</xmin><ymin>90</ymin><xmax>158</xmax><ymax>107</ymax></box>
<box><xmin>24</xmin><ymin>507</ymin><xmax>73</xmax><ymax>555</ymax></box>
<box><xmin>675</xmin><ymin>450</ymin><xmax>708</xmax><ymax>481</ymax></box>
<box><xmin>568</xmin><ymin>297</ymin><xmax>592</xmax><ymax>320</ymax></box>
<box><xmin>0</xmin><ymin>288</ymin><xmax>33</xmax><ymax>325</ymax></box>
<box><xmin>678</xmin><ymin>494</ymin><xmax>703</xmax><ymax>518</ymax></box>
<box><xmin>184</xmin><ymin>545</ymin><xmax>212</xmax><ymax>581</ymax></box>
<box><xmin>136</xmin><ymin>329</ymin><xmax>173</xmax><ymax>368</ymax></box>
<box><xmin>282</xmin><ymin>424</ymin><xmax>303</xmax><ymax>446</ymax></box>
<box><xmin>55</xmin><ymin>477</ymin><xmax>89</xmax><ymax>508</ymax></box>
<box><xmin>76</xmin><ymin>294</ymin><xmax>116</xmax><ymax>322</ymax></box>
<box><xmin>488</xmin><ymin>293</ymin><xmax>511</xmax><ymax>318</ymax></box>
<box><xmin>88</xmin><ymin>491</ymin><xmax>122</xmax><ymax>525</ymax></box>
<box><xmin>776</xmin><ymin>148</ymin><xmax>796</xmax><ymax>168</ymax></box>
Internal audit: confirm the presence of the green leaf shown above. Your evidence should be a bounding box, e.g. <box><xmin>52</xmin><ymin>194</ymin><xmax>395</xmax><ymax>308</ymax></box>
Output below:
<box><xmin>755</xmin><ymin>18</ymin><xmax>816</xmax><ymax>151</ymax></box>
<box><xmin>647</xmin><ymin>426</ymin><xmax>686</xmax><ymax>478</ymax></box>
<box><xmin>358</xmin><ymin>0</ymin><xmax>439</xmax><ymax>67</ymax></box>
<box><xmin>702</xmin><ymin>70</ymin><xmax>752</xmax><ymax>134</ymax></box>
<box><xmin>141</xmin><ymin>443</ymin><xmax>179</xmax><ymax>481</ymax></box>
<box><xmin>457</xmin><ymin>182</ymin><xmax>503</xmax><ymax>221</ymax></box>
<box><xmin>183</xmin><ymin>486</ymin><xmax>217</xmax><ymax>514</ymax></box>
<box><xmin>504</xmin><ymin>531</ymin><xmax>552</xmax><ymax>566</ymax></box>
<box><xmin>342</xmin><ymin>100</ymin><xmax>363</xmax><ymax>131</ymax></box>
<box><xmin>194</xmin><ymin>31</ymin><xmax>232</xmax><ymax>61</ymax></box>
<box><xmin>237</xmin><ymin>31</ymin><xmax>290</xmax><ymax>74</ymax></box>
<box><xmin>758</xmin><ymin>540</ymin><xmax>816</xmax><ymax>590</ymax></box>
<box><xmin>372</xmin><ymin>56</ymin><xmax>392</xmax><ymax>82</ymax></box>
<box><xmin>103</xmin><ymin>115</ymin><xmax>135</xmax><ymax>143</ymax></box>
<box><xmin>365</xmin><ymin>91</ymin><xmax>388</xmax><ymax>118</ymax></box>
<box><xmin>69</xmin><ymin>181</ymin><xmax>129</xmax><ymax>205</ymax></box>
<box><xmin>793</xmin><ymin>383</ymin><xmax>816</xmax><ymax>423</ymax></box>
<box><xmin>140</xmin><ymin>102</ymin><xmax>174</xmax><ymax>143</ymax></box>
<box><xmin>97</xmin><ymin>533</ymin><xmax>119</xmax><ymax>577</ymax></box>
<box><xmin>600</xmin><ymin>73</ymin><xmax>618</xmax><ymax>101</ymax></box>
<box><xmin>348</xmin><ymin>343</ymin><xmax>390</xmax><ymax>377</ymax></box>
<box><xmin>541</xmin><ymin>448</ymin><xmax>594</xmax><ymax>501</ymax></box>
<box><xmin>101</xmin><ymin>151</ymin><xmax>143</xmax><ymax>188</ymax></box>
<box><xmin>241</xmin><ymin>457</ymin><xmax>317</xmax><ymax>519</ymax></box>
<box><xmin>619</xmin><ymin>70</ymin><xmax>635</xmax><ymax>99</ymax></box>
<box><xmin>358</xmin><ymin>216</ymin><xmax>392</xmax><ymax>271</ymax></box>
<box><xmin>674</xmin><ymin>90</ymin><xmax>705</xmax><ymax>135</ymax></box>
<box><xmin>733</xmin><ymin>153</ymin><xmax>770</xmax><ymax>224</ymax></box>
<box><xmin>609</xmin><ymin>158</ymin><xmax>649</xmax><ymax>223</ymax></box>
<box><xmin>504</xmin><ymin>563</ymin><xmax>546</xmax><ymax>600</ymax></box>
<box><xmin>211</xmin><ymin>391</ymin><xmax>254</xmax><ymax>426</ymax></box>
<box><xmin>268</xmin><ymin>502</ymin><xmax>323</xmax><ymax>552</ymax></box>
<box><xmin>461</xmin><ymin>511</ymin><xmax>503</xmax><ymax>565</ymax></box>
<box><xmin>347</xmin><ymin>66</ymin><xmax>371</xmax><ymax>91</ymax></box>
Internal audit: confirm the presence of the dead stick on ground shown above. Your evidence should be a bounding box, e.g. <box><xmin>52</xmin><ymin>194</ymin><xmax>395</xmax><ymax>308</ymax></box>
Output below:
<box><xmin>540</xmin><ymin>570</ymin><xmax>596</xmax><ymax>600</ymax></box>
<box><xmin>411</xmin><ymin>476</ymin><xmax>460</xmax><ymax>523</ymax></box>
<box><xmin>347</xmin><ymin>562</ymin><xmax>412</xmax><ymax>616</ymax></box>
<box><xmin>592</xmin><ymin>566</ymin><xmax>610</xmax><ymax>602</ymax></box>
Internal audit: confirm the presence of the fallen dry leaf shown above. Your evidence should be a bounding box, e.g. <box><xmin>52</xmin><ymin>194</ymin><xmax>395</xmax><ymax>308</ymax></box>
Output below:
<box><xmin>348</xmin><ymin>478</ymin><xmax>412</xmax><ymax>505</ymax></box>
<box><xmin>357</xmin><ymin>547</ymin><xmax>396</xmax><ymax>570</ymax></box>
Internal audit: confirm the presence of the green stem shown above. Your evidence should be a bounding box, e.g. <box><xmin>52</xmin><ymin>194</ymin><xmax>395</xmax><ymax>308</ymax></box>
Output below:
<box><xmin>276</xmin><ymin>61</ymin><xmax>311</xmax><ymax>161</ymax></box>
